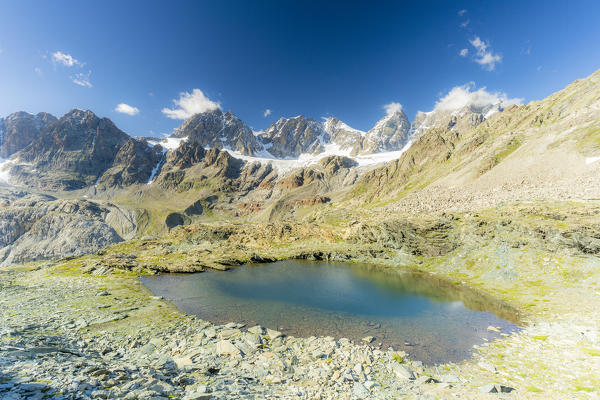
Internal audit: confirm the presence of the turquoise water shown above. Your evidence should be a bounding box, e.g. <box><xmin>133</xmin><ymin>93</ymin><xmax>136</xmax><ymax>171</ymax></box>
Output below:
<box><xmin>142</xmin><ymin>260</ymin><xmax>519</xmax><ymax>364</ymax></box>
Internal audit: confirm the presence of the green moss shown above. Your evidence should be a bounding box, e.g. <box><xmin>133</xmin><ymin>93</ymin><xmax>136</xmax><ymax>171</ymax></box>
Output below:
<box><xmin>582</xmin><ymin>347</ymin><xmax>600</xmax><ymax>356</ymax></box>
<box><xmin>392</xmin><ymin>353</ymin><xmax>404</xmax><ymax>363</ymax></box>
<box><xmin>530</xmin><ymin>335</ymin><xmax>548</xmax><ymax>341</ymax></box>
<box><xmin>526</xmin><ymin>386</ymin><xmax>543</xmax><ymax>393</ymax></box>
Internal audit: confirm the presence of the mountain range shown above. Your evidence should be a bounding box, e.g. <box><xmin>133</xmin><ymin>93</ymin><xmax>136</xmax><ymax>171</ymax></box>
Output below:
<box><xmin>0</xmin><ymin>88</ymin><xmax>509</xmax><ymax>191</ymax></box>
<box><xmin>0</xmin><ymin>69</ymin><xmax>599</xmax><ymax>266</ymax></box>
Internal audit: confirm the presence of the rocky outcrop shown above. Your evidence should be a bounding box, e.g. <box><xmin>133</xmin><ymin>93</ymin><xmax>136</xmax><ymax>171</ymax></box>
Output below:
<box><xmin>263</xmin><ymin>116</ymin><xmax>328</xmax><ymax>158</ymax></box>
<box><xmin>318</xmin><ymin>155</ymin><xmax>358</xmax><ymax>174</ymax></box>
<box><xmin>164</xmin><ymin>141</ymin><xmax>205</xmax><ymax>169</ymax></box>
<box><xmin>323</xmin><ymin>118</ymin><xmax>365</xmax><ymax>155</ymax></box>
<box><xmin>97</xmin><ymin>139</ymin><xmax>164</xmax><ymax>188</ymax></box>
<box><xmin>0</xmin><ymin>196</ymin><xmax>133</xmax><ymax>266</ymax></box>
<box><xmin>362</xmin><ymin>110</ymin><xmax>411</xmax><ymax>153</ymax></box>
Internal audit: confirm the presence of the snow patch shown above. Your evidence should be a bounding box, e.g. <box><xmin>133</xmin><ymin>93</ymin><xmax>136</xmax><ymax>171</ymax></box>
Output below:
<box><xmin>220</xmin><ymin>140</ymin><xmax>412</xmax><ymax>174</ymax></box>
<box><xmin>148</xmin><ymin>137</ymin><xmax>188</xmax><ymax>151</ymax></box>
<box><xmin>0</xmin><ymin>158</ymin><xmax>13</xmax><ymax>184</ymax></box>
<box><xmin>147</xmin><ymin>158</ymin><xmax>165</xmax><ymax>185</ymax></box>
<box><xmin>586</xmin><ymin>156</ymin><xmax>600</xmax><ymax>165</ymax></box>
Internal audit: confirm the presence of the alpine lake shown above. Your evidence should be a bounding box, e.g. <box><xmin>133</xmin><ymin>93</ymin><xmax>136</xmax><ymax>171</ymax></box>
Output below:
<box><xmin>142</xmin><ymin>260</ymin><xmax>520</xmax><ymax>364</ymax></box>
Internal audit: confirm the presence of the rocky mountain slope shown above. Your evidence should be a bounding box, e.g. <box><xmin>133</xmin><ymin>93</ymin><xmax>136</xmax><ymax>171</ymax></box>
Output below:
<box><xmin>352</xmin><ymin>69</ymin><xmax>600</xmax><ymax>213</ymax></box>
<box><xmin>0</xmin><ymin>111</ymin><xmax>57</xmax><ymax>158</ymax></box>
<box><xmin>2</xmin><ymin>109</ymin><xmax>164</xmax><ymax>190</ymax></box>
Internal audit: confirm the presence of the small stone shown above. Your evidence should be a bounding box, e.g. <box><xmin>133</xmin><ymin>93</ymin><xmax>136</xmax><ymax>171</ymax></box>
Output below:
<box><xmin>364</xmin><ymin>380</ymin><xmax>377</xmax><ymax>389</ymax></box>
<box><xmin>139</xmin><ymin>343</ymin><xmax>155</xmax><ymax>355</ymax></box>
<box><xmin>440</xmin><ymin>374</ymin><xmax>461</xmax><ymax>383</ymax></box>
<box><xmin>204</xmin><ymin>328</ymin><xmax>217</xmax><ymax>338</ymax></box>
<box><xmin>487</xmin><ymin>326</ymin><xmax>501</xmax><ymax>333</ymax></box>
<box><xmin>479</xmin><ymin>383</ymin><xmax>498</xmax><ymax>393</ymax></box>
<box><xmin>353</xmin><ymin>363</ymin><xmax>363</xmax><ymax>375</ymax></box>
<box><xmin>218</xmin><ymin>328</ymin><xmax>240</xmax><ymax>340</ymax></box>
<box><xmin>267</xmin><ymin>328</ymin><xmax>283</xmax><ymax>339</ymax></box>
<box><xmin>96</xmin><ymin>291</ymin><xmax>109</xmax><ymax>296</ymax></box>
<box><xmin>362</xmin><ymin>336</ymin><xmax>375</xmax><ymax>343</ymax></box>
<box><xmin>392</xmin><ymin>364</ymin><xmax>415</xmax><ymax>380</ymax></box>
<box><xmin>353</xmin><ymin>382</ymin><xmax>370</xmax><ymax>398</ymax></box>
<box><xmin>478</xmin><ymin>382</ymin><xmax>515</xmax><ymax>393</ymax></box>
<box><xmin>184</xmin><ymin>390</ymin><xmax>212</xmax><ymax>400</ymax></box>
<box><xmin>216</xmin><ymin>340</ymin><xmax>242</xmax><ymax>357</ymax></box>
<box><xmin>247</xmin><ymin>325</ymin><xmax>264</xmax><ymax>335</ymax></box>
<box><xmin>415</xmin><ymin>375</ymin><xmax>438</xmax><ymax>385</ymax></box>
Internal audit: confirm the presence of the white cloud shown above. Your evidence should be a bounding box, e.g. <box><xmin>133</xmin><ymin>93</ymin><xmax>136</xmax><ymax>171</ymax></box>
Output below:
<box><xmin>264</xmin><ymin>109</ymin><xmax>272</xmax><ymax>117</ymax></box>
<box><xmin>458</xmin><ymin>9</ymin><xmax>467</xmax><ymax>16</ymax></box>
<box><xmin>383</xmin><ymin>102</ymin><xmax>403</xmax><ymax>115</ymax></box>
<box><xmin>52</xmin><ymin>51</ymin><xmax>81</xmax><ymax>67</ymax></box>
<box><xmin>71</xmin><ymin>71</ymin><xmax>93</xmax><ymax>88</ymax></box>
<box><xmin>459</xmin><ymin>48</ymin><xmax>469</xmax><ymax>57</ymax></box>
<box><xmin>433</xmin><ymin>82</ymin><xmax>523</xmax><ymax>113</ymax></box>
<box><xmin>469</xmin><ymin>36</ymin><xmax>502</xmax><ymax>71</ymax></box>
<box><xmin>115</xmin><ymin>103</ymin><xmax>140</xmax><ymax>116</ymax></box>
<box><xmin>459</xmin><ymin>19</ymin><xmax>470</xmax><ymax>28</ymax></box>
<box><xmin>34</xmin><ymin>67</ymin><xmax>42</xmax><ymax>76</ymax></box>
<box><xmin>162</xmin><ymin>88</ymin><xmax>220</xmax><ymax>119</ymax></box>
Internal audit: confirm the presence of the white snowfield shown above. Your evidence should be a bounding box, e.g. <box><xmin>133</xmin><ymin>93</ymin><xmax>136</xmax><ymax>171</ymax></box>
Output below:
<box><xmin>586</xmin><ymin>156</ymin><xmax>600</xmax><ymax>165</ymax></box>
<box><xmin>0</xmin><ymin>158</ymin><xmax>13</xmax><ymax>184</ymax></box>
<box><xmin>215</xmin><ymin>139</ymin><xmax>413</xmax><ymax>174</ymax></box>
<box><xmin>147</xmin><ymin>137</ymin><xmax>188</xmax><ymax>151</ymax></box>
<box><xmin>149</xmin><ymin>135</ymin><xmax>412</xmax><ymax>175</ymax></box>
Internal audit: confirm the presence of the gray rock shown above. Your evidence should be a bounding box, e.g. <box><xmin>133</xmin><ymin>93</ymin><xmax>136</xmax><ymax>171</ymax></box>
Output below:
<box><xmin>216</xmin><ymin>340</ymin><xmax>242</xmax><ymax>357</ymax></box>
<box><xmin>267</xmin><ymin>328</ymin><xmax>283</xmax><ymax>339</ymax></box>
<box><xmin>415</xmin><ymin>375</ymin><xmax>439</xmax><ymax>385</ymax></box>
<box><xmin>440</xmin><ymin>373</ymin><xmax>462</xmax><ymax>383</ymax></box>
<box><xmin>247</xmin><ymin>325</ymin><xmax>264</xmax><ymax>335</ymax></box>
<box><xmin>479</xmin><ymin>383</ymin><xmax>515</xmax><ymax>393</ymax></box>
<box><xmin>391</xmin><ymin>364</ymin><xmax>415</xmax><ymax>380</ymax></box>
<box><xmin>352</xmin><ymin>382</ymin><xmax>370</xmax><ymax>398</ymax></box>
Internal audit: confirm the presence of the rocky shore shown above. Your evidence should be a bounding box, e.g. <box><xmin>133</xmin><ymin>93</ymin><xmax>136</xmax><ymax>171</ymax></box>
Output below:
<box><xmin>0</xmin><ymin>264</ymin><xmax>518</xmax><ymax>400</ymax></box>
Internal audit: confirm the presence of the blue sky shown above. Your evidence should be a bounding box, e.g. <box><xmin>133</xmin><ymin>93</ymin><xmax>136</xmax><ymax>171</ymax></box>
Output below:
<box><xmin>0</xmin><ymin>0</ymin><xmax>599</xmax><ymax>137</ymax></box>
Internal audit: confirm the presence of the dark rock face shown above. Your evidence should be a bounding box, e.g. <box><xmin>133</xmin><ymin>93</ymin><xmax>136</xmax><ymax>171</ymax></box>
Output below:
<box><xmin>172</xmin><ymin>109</ymin><xmax>263</xmax><ymax>156</ymax></box>
<box><xmin>263</xmin><ymin>116</ymin><xmax>328</xmax><ymax>158</ymax></box>
<box><xmin>318</xmin><ymin>155</ymin><xmax>358</xmax><ymax>174</ymax></box>
<box><xmin>12</xmin><ymin>109</ymin><xmax>130</xmax><ymax>188</ymax></box>
<box><xmin>201</xmin><ymin>148</ymin><xmax>244</xmax><ymax>179</ymax></box>
<box><xmin>97</xmin><ymin>139</ymin><xmax>164</xmax><ymax>188</ymax></box>
<box><xmin>0</xmin><ymin>112</ymin><xmax>57</xmax><ymax>158</ymax></box>
<box><xmin>165</xmin><ymin>142</ymin><xmax>205</xmax><ymax>169</ymax></box>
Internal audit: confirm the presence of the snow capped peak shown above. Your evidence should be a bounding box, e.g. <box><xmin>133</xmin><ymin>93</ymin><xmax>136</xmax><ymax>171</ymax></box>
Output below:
<box><xmin>323</xmin><ymin>117</ymin><xmax>366</xmax><ymax>137</ymax></box>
